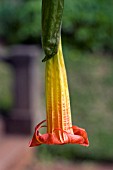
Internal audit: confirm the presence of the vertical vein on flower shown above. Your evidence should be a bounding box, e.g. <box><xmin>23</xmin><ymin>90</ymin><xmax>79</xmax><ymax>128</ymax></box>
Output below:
<box><xmin>46</xmin><ymin>59</ymin><xmax>52</xmax><ymax>133</ymax></box>
<box><xmin>59</xmin><ymin>40</ymin><xmax>73</xmax><ymax>134</ymax></box>
<box><xmin>55</xmin><ymin>47</ymin><xmax>63</xmax><ymax>141</ymax></box>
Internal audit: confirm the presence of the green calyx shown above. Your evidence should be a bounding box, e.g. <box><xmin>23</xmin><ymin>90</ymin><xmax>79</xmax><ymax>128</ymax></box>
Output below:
<box><xmin>42</xmin><ymin>0</ymin><xmax>64</xmax><ymax>62</ymax></box>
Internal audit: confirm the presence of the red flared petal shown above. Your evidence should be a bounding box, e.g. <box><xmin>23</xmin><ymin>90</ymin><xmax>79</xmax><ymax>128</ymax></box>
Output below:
<box><xmin>29</xmin><ymin>120</ymin><xmax>46</xmax><ymax>147</ymax></box>
<box><xmin>67</xmin><ymin>133</ymin><xmax>84</xmax><ymax>144</ymax></box>
<box><xmin>29</xmin><ymin>132</ymin><xmax>41</xmax><ymax>147</ymax></box>
<box><xmin>72</xmin><ymin>125</ymin><xmax>89</xmax><ymax>146</ymax></box>
<box><xmin>29</xmin><ymin>121</ymin><xmax>89</xmax><ymax>147</ymax></box>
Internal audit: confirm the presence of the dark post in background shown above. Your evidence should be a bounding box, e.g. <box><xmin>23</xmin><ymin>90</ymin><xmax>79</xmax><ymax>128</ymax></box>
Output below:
<box><xmin>1</xmin><ymin>45</ymin><xmax>41</xmax><ymax>135</ymax></box>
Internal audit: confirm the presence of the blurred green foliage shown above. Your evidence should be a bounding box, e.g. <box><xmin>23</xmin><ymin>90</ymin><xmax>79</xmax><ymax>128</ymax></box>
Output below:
<box><xmin>63</xmin><ymin>0</ymin><xmax>113</xmax><ymax>52</ymax></box>
<box><xmin>0</xmin><ymin>0</ymin><xmax>113</xmax><ymax>52</ymax></box>
<box><xmin>0</xmin><ymin>0</ymin><xmax>41</xmax><ymax>44</ymax></box>
<box><xmin>0</xmin><ymin>63</ymin><xmax>13</xmax><ymax>114</ymax></box>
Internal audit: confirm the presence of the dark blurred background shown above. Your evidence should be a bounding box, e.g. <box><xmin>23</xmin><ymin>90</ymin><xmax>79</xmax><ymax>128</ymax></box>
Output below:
<box><xmin>0</xmin><ymin>0</ymin><xmax>113</xmax><ymax>170</ymax></box>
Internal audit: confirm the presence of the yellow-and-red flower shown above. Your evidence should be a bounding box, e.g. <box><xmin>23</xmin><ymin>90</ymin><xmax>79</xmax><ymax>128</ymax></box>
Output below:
<box><xmin>29</xmin><ymin>40</ymin><xmax>89</xmax><ymax>147</ymax></box>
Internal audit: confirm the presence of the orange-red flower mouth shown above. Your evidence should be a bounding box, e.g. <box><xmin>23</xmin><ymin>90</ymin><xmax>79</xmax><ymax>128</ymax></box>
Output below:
<box><xmin>29</xmin><ymin>120</ymin><xmax>89</xmax><ymax>147</ymax></box>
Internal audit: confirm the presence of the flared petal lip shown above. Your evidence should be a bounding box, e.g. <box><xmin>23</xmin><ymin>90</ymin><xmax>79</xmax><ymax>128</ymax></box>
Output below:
<box><xmin>29</xmin><ymin>120</ymin><xmax>89</xmax><ymax>147</ymax></box>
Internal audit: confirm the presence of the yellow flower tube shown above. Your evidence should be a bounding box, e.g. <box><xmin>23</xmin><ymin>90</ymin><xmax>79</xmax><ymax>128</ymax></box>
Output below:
<box><xmin>46</xmin><ymin>39</ymin><xmax>73</xmax><ymax>138</ymax></box>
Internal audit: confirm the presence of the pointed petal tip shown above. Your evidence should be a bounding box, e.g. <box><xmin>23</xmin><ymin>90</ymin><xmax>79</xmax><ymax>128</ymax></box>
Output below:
<box><xmin>29</xmin><ymin>139</ymin><xmax>41</xmax><ymax>147</ymax></box>
<box><xmin>29</xmin><ymin>139</ymin><xmax>37</xmax><ymax>147</ymax></box>
<box><xmin>29</xmin><ymin>142</ymin><xmax>33</xmax><ymax>147</ymax></box>
<box><xmin>81</xmin><ymin>140</ymin><xmax>89</xmax><ymax>147</ymax></box>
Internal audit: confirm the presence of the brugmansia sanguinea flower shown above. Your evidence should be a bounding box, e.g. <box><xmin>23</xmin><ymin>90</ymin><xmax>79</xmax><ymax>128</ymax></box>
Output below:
<box><xmin>29</xmin><ymin>40</ymin><xmax>89</xmax><ymax>147</ymax></box>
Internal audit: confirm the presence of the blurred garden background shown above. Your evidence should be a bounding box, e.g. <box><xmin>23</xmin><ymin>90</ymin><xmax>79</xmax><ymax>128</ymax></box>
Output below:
<box><xmin>0</xmin><ymin>0</ymin><xmax>113</xmax><ymax>170</ymax></box>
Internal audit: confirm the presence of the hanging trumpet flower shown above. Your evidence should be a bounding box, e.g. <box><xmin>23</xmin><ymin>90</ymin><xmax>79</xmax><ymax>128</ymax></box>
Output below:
<box><xmin>29</xmin><ymin>0</ymin><xmax>89</xmax><ymax>147</ymax></box>
<box><xmin>29</xmin><ymin>40</ymin><xmax>89</xmax><ymax>146</ymax></box>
